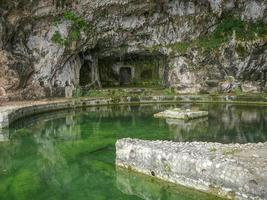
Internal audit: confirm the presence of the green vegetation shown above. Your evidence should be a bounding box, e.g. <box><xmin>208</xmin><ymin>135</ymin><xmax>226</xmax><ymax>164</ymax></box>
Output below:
<box><xmin>209</xmin><ymin>147</ymin><xmax>217</xmax><ymax>152</ymax></box>
<box><xmin>167</xmin><ymin>42</ymin><xmax>190</xmax><ymax>54</ymax></box>
<box><xmin>72</xmin><ymin>88</ymin><xmax>159</xmax><ymax>99</ymax></box>
<box><xmin>73</xmin><ymin>87</ymin><xmax>83</xmax><ymax>98</ymax></box>
<box><xmin>232</xmin><ymin>87</ymin><xmax>242</xmax><ymax>95</ymax></box>
<box><xmin>86</xmin><ymin>89</ymin><xmax>110</xmax><ymax>97</ymax></box>
<box><xmin>147</xmin><ymin>16</ymin><xmax>266</xmax><ymax>54</ymax></box>
<box><xmin>51</xmin><ymin>31</ymin><xmax>66</xmax><ymax>46</ymax></box>
<box><xmin>195</xmin><ymin>16</ymin><xmax>266</xmax><ymax>51</ymax></box>
<box><xmin>163</xmin><ymin>88</ymin><xmax>175</xmax><ymax>96</ymax></box>
<box><xmin>216</xmin><ymin>17</ymin><xmax>266</xmax><ymax>41</ymax></box>
<box><xmin>52</xmin><ymin>11</ymin><xmax>93</xmax><ymax>47</ymax></box>
<box><xmin>222</xmin><ymin>148</ymin><xmax>240</xmax><ymax>156</ymax></box>
<box><xmin>0</xmin><ymin>104</ymin><xmax>266</xmax><ymax>199</ymax></box>
<box><xmin>132</xmin><ymin>79</ymin><xmax>162</xmax><ymax>87</ymax></box>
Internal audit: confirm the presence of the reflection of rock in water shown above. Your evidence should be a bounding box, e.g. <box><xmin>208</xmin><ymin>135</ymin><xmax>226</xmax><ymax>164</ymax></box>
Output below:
<box><xmin>35</xmin><ymin>112</ymin><xmax>81</xmax><ymax>142</ymax></box>
<box><xmin>208</xmin><ymin>104</ymin><xmax>267</xmax><ymax>143</ymax></box>
<box><xmin>166</xmin><ymin>118</ymin><xmax>208</xmax><ymax>142</ymax></box>
<box><xmin>154</xmin><ymin>108</ymin><xmax>208</xmax><ymax>120</ymax></box>
<box><xmin>0</xmin><ymin>129</ymin><xmax>9</xmax><ymax>142</ymax></box>
<box><xmin>116</xmin><ymin>168</ymin><xmax>217</xmax><ymax>200</ymax></box>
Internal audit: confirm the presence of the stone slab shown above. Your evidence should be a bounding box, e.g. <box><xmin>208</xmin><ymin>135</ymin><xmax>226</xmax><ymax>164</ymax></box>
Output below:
<box><xmin>116</xmin><ymin>138</ymin><xmax>267</xmax><ymax>200</ymax></box>
<box><xmin>154</xmin><ymin>108</ymin><xmax>208</xmax><ymax>120</ymax></box>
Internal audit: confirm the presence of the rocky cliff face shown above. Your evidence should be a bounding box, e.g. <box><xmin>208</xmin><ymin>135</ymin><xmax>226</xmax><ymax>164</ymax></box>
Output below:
<box><xmin>0</xmin><ymin>0</ymin><xmax>266</xmax><ymax>99</ymax></box>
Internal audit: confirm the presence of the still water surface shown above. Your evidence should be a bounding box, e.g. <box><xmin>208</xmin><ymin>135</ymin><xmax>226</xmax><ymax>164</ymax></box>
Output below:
<box><xmin>0</xmin><ymin>103</ymin><xmax>266</xmax><ymax>200</ymax></box>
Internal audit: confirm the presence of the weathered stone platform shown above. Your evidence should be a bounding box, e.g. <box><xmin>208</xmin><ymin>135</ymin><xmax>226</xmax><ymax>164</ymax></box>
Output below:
<box><xmin>116</xmin><ymin>138</ymin><xmax>267</xmax><ymax>200</ymax></box>
<box><xmin>154</xmin><ymin>108</ymin><xmax>208</xmax><ymax>120</ymax></box>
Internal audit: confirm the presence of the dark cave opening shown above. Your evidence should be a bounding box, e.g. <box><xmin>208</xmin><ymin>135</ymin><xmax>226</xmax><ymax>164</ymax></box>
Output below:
<box><xmin>79</xmin><ymin>61</ymin><xmax>92</xmax><ymax>86</ymax></box>
<box><xmin>120</xmin><ymin>67</ymin><xmax>132</xmax><ymax>85</ymax></box>
<box><xmin>141</xmin><ymin>69</ymin><xmax>153</xmax><ymax>79</ymax></box>
<box><xmin>78</xmin><ymin>50</ymin><xmax>101</xmax><ymax>89</ymax></box>
<box><xmin>98</xmin><ymin>51</ymin><xmax>167</xmax><ymax>88</ymax></box>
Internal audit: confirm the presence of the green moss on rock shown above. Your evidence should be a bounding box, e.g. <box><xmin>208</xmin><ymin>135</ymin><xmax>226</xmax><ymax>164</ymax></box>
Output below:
<box><xmin>145</xmin><ymin>16</ymin><xmax>266</xmax><ymax>54</ymax></box>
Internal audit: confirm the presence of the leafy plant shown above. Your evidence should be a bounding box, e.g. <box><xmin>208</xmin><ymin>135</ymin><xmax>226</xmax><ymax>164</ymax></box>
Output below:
<box><xmin>145</xmin><ymin>16</ymin><xmax>266</xmax><ymax>53</ymax></box>
<box><xmin>51</xmin><ymin>31</ymin><xmax>67</xmax><ymax>46</ymax></box>
<box><xmin>163</xmin><ymin>88</ymin><xmax>175</xmax><ymax>95</ymax></box>
<box><xmin>196</xmin><ymin>16</ymin><xmax>266</xmax><ymax>51</ymax></box>
<box><xmin>73</xmin><ymin>87</ymin><xmax>83</xmax><ymax>98</ymax></box>
<box><xmin>52</xmin><ymin>11</ymin><xmax>92</xmax><ymax>47</ymax></box>
<box><xmin>168</xmin><ymin>42</ymin><xmax>190</xmax><ymax>54</ymax></box>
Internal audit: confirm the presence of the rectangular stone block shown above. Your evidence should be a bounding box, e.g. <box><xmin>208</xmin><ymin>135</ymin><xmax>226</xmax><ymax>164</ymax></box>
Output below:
<box><xmin>116</xmin><ymin>138</ymin><xmax>267</xmax><ymax>200</ymax></box>
<box><xmin>154</xmin><ymin>108</ymin><xmax>208</xmax><ymax>120</ymax></box>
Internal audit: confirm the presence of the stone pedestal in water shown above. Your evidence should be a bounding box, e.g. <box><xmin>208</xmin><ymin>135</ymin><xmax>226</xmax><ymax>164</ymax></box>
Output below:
<box><xmin>154</xmin><ymin>108</ymin><xmax>208</xmax><ymax>120</ymax></box>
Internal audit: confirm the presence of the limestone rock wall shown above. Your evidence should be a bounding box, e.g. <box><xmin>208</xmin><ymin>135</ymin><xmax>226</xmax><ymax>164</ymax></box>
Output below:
<box><xmin>0</xmin><ymin>0</ymin><xmax>266</xmax><ymax>99</ymax></box>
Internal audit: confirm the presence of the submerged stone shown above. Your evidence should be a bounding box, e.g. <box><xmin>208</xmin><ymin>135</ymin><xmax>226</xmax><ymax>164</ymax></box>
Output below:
<box><xmin>154</xmin><ymin>108</ymin><xmax>208</xmax><ymax>120</ymax></box>
<box><xmin>116</xmin><ymin>167</ymin><xmax>223</xmax><ymax>200</ymax></box>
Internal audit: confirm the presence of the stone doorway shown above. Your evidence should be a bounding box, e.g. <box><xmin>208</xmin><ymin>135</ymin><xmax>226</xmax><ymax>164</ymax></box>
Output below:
<box><xmin>120</xmin><ymin>67</ymin><xmax>132</xmax><ymax>85</ymax></box>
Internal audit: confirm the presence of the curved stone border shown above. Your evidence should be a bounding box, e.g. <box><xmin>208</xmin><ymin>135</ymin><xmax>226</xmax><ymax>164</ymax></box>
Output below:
<box><xmin>116</xmin><ymin>138</ymin><xmax>267</xmax><ymax>200</ymax></box>
<box><xmin>0</xmin><ymin>94</ymin><xmax>267</xmax><ymax>129</ymax></box>
<box><xmin>0</xmin><ymin>98</ymin><xmax>110</xmax><ymax>129</ymax></box>
<box><xmin>0</xmin><ymin>95</ymin><xmax>267</xmax><ymax>198</ymax></box>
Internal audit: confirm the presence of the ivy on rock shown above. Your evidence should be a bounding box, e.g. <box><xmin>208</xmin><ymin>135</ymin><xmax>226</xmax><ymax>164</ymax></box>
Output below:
<box><xmin>52</xmin><ymin>11</ymin><xmax>93</xmax><ymax>47</ymax></box>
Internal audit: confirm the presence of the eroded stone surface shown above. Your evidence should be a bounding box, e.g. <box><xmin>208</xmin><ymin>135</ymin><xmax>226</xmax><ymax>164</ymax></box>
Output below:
<box><xmin>116</xmin><ymin>167</ymin><xmax>224</xmax><ymax>200</ymax></box>
<box><xmin>0</xmin><ymin>0</ymin><xmax>267</xmax><ymax>99</ymax></box>
<box><xmin>154</xmin><ymin>108</ymin><xmax>208</xmax><ymax>120</ymax></box>
<box><xmin>116</xmin><ymin>138</ymin><xmax>267</xmax><ymax>199</ymax></box>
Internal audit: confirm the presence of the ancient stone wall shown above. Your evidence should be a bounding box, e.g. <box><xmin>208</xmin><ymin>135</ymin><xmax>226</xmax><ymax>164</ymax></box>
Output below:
<box><xmin>116</xmin><ymin>138</ymin><xmax>267</xmax><ymax>199</ymax></box>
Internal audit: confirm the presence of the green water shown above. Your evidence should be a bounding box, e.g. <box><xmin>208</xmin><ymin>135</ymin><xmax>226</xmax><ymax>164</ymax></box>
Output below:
<box><xmin>0</xmin><ymin>103</ymin><xmax>266</xmax><ymax>200</ymax></box>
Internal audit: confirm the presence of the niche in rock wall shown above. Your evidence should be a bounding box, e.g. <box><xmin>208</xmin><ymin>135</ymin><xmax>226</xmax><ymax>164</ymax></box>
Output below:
<box><xmin>78</xmin><ymin>51</ymin><xmax>101</xmax><ymax>88</ymax></box>
<box><xmin>120</xmin><ymin>67</ymin><xmax>132</xmax><ymax>85</ymax></box>
<box><xmin>98</xmin><ymin>52</ymin><xmax>166</xmax><ymax>87</ymax></box>
<box><xmin>141</xmin><ymin>69</ymin><xmax>153</xmax><ymax>79</ymax></box>
<box><xmin>79</xmin><ymin>62</ymin><xmax>92</xmax><ymax>86</ymax></box>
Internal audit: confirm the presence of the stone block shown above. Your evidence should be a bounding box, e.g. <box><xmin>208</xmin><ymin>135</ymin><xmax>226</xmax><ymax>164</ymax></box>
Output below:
<box><xmin>65</xmin><ymin>86</ymin><xmax>74</xmax><ymax>98</ymax></box>
<box><xmin>241</xmin><ymin>82</ymin><xmax>261</xmax><ymax>93</ymax></box>
<box><xmin>116</xmin><ymin>138</ymin><xmax>267</xmax><ymax>200</ymax></box>
<box><xmin>154</xmin><ymin>108</ymin><xmax>208</xmax><ymax>120</ymax></box>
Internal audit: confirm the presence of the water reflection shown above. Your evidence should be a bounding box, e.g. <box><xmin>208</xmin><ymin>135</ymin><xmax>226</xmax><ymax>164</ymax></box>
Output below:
<box><xmin>116</xmin><ymin>168</ymin><xmax>222</xmax><ymax>200</ymax></box>
<box><xmin>8</xmin><ymin>103</ymin><xmax>267</xmax><ymax>144</ymax></box>
<box><xmin>0</xmin><ymin>103</ymin><xmax>266</xmax><ymax>199</ymax></box>
<box><xmin>166</xmin><ymin>118</ymin><xmax>208</xmax><ymax>142</ymax></box>
<box><xmin>0</xmin><ymin>129</ymin><xmax>9</xmax><ymax>142</ymax></box>
<box><xmin>206</xmin><ymin>104</ymin><xmax>267</xmax><ymax>143</ymax></box>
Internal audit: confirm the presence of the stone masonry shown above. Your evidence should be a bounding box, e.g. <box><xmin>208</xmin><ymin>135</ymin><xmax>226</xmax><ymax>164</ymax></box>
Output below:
<box><xmin>154</xmin><ymin>108</ymin><xmax>208</xmax><ymax>120</ymax></box>
<box><xmin>116</xmin><ymin>138</ymin><xmax>267</xmax><ymax>200</ymax></box>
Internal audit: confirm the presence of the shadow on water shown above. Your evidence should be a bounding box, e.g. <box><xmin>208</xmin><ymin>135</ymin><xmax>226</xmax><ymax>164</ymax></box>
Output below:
<box><xmin>0</xmin><ymin>103</ymin><xmax>266</xmax><ymax>199</ymax></box>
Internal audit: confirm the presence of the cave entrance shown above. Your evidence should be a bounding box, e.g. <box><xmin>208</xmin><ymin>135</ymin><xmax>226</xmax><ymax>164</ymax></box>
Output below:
<box><xmin>120</xmin><ymin>67</ymin><xmax>132</xmax><ymax>85</ymax></box>
<box><xmin>98</xmin><ymin>51</ymin><xmax>167</xmax><ymax>88</ymax></box>
<box><xmin>79</xmin><ymin>62</ymin><xmax>92</xmax><ymax>86</ymax></box>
